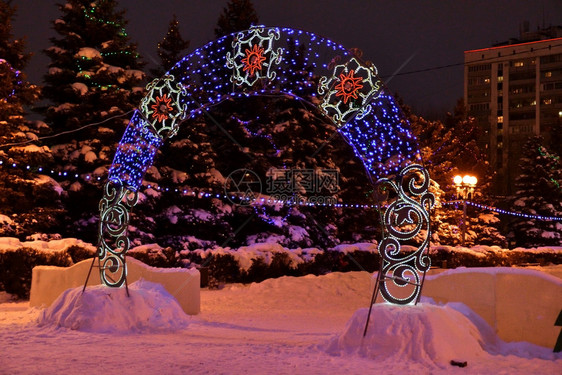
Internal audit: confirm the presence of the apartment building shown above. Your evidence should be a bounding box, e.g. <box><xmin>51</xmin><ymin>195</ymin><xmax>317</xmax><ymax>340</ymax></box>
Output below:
<box><xmin>464</xmin><ymin>25</ymin><xmax>562</xmax><ymax>195</ymax></box>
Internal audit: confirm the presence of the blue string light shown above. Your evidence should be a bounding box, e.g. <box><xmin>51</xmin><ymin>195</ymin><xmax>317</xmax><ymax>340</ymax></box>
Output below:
<box><xmin>161</xmin><ymin>26</ymin><xmax>419</xmax><ymax>180</ymax></box>
<box><xmin>95</xmin><ymin>26</ymin><xmax>428</xmax><ymax>291</ymax></box>
<box><xmin>90</xmin><ymin>26</ymin><xmax>422</xmax><ymax>196</ymax></box>
<box><xmin>0</xmin><ymin>59</ymin><xmax>23</xmax><ymax>100</ymax></box>
<box><xmin>4</xmin><ymin>159</ymin><xmax>559</xmax><ymax>220</ymax></box>
<box><xmin>108</xmin><ymin>110</ymin><xmax>163</xmax><ymax>191</ymax></box>
<box><xmin>442</xmin><ymin>201</ymin><xmax>562</xmax><ymax>221</ymax></box>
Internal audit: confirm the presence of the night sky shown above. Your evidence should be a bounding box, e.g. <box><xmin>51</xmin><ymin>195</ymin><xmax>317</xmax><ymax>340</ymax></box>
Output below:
<box><xmin>11</xmin><ymin>0</ymin><xmax>562</xmax><ymax>117</ymax></box>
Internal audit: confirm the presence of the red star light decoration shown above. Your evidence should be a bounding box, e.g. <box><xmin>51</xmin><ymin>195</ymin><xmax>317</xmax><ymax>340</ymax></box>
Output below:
<box><xmin>150</xmin><ymin>94</ymin><xmax>173</xmax><ymax>122</ymax></box>
<box><xmin>241</xmin><ymin>44</ymin><xmax>267</xmax><ymax>76</ymax></box>
<box><xmin>335</xmin><ymin>70</ymin><xmax>364</xmax><ymax>104</ymax></box>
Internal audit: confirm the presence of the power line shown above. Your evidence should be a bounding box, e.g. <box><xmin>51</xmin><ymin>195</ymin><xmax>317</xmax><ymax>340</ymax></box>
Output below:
<box><xmin>0</xmin><ymin>109</ymin><xmax>135</xmax><ymax>149</ymax></box>
<box><xmin>380</xmin><ymin>41</ymin><xmax>562</xmax><ymax>79</ymax></box>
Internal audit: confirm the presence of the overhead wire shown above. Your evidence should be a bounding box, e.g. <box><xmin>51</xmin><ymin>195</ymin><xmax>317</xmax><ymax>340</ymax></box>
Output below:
<box><xmin>379</xmin><ymin>41</ymin><xmax>562</xmax><ymax>79</ymax></box>
<box><xmin>0</xmin><ymin>109</ymin><xmax>135</xmax><ymax>149</ymax></box>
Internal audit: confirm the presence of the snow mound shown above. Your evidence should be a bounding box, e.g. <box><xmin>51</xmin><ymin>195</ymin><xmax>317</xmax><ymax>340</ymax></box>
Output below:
<box><xmin>326</xmin><ymin>303</ymin><xmax>486</xmax><ymax>367</ymax></box>
<box><xmin>37</xmin><ymin>280</ymin><xmax>190</xmax><ymax>333</ymax></box>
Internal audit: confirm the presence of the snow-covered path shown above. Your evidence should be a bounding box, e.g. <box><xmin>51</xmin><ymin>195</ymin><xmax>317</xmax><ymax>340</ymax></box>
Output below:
<box><xmin>1</xmin><ymin>271</ymin><xmax>561</xmax><ymax>374</ymax></box>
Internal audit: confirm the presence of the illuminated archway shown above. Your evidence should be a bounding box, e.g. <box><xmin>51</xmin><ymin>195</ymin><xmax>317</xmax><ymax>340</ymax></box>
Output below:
<box><xmin>97</xmin><ymin>26</ymin><xmax>434</xmax><ymax>305</ymax></box>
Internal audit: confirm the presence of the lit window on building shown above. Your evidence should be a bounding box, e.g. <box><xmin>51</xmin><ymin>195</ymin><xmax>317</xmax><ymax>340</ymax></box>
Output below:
<box><xmin>497</xmin><ymin>76</ymin><xmax>503</xmax><ymax>83</ymax></box>
<box><xmin>497</xmin><ymin>116</ymin><xmax>503</xmax><ymax>123</ymax></box>
<box><xmin>484</xmin><ymin>78</ymin><xmax>490</xmax><ymax>84</ymax></box>
<box><xmin>559</xmin><ymin>111</ymin><xmax>562</xmax><ymax>118</ymax></box>
<box><xmin>544</xmin><ymin>98</ymin><xmax>552</xmax><ymax>105</ymax></box>
<box><xmin>531</xmin><ymin>100</ymin><xmax>536</xmax><ymax>106</ymax></box>
<box><xmin>545</xmin><ymin>71</ymin><xmax>552</xmax><ymax>78</ymax></box>
<box><xmin>514</xmin><ymin>61</ymin><xmax>524</xmax><ymax>67</ymax></box>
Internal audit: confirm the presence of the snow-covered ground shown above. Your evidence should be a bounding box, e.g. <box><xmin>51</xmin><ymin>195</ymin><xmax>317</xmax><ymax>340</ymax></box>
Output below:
<box><xmin>1</xmin><ymin>270</ymin><xmax>561</xmax><ymax>374</ymax></box>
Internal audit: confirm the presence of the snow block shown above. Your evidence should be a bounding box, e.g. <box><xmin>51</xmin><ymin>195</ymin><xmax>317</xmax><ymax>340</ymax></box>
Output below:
<box><xmin>30</xmin><ymin>257</ymin><xmax>200</xmax><ymax>315</ymax></box>
<box><xmin>424</xmin><ymin>267</ymin><xmax>562</xmax><ymax>348</ymax></box>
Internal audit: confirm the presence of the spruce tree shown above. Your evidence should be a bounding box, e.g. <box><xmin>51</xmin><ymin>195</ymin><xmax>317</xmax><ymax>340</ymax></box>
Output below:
<box><xmin>215</xmin><ymin>0</ymin><xmax>259</xmax><ymax>38</ymax></box>
<box><xmin>410</xmin><ymin>102</ymin><xmax>506</xmax><ymax>247</ymax></box>
<box><xmin>0</xmin><ymin>0</ymin><xmax>62</xmax><ymax>238</ymax></box>
<box><xmin>548</xmin><ymin>120</ymin><xmax>562</xmax><ymax>158</ymax></box>
<box><xmin>508</xmin><ymin>136</ymin><xmax>562</xmax><ymax>247</ymax></box>
<box><xmin>42</xmin><ymin>0</ymin><xmax>146</xmax><ymax>241</ymax></box>
<box><xmin>150</xmin><ymin>15</ymin><xmax>190</xmax><ymax>79</ymax></box>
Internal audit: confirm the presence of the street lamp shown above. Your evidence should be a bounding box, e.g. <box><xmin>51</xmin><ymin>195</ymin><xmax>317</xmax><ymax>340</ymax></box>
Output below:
<box><xmin>453</xmin><ymin>174</ymin><xmax>477</xmax><ymax>246</ymax></box>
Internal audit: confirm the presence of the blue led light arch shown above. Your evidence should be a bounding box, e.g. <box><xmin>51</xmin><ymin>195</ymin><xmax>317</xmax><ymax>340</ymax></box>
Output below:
<box><xmin>98</xmin><ymin>26</ymin><xmax>433</xmax><ymax>305</ymax></box>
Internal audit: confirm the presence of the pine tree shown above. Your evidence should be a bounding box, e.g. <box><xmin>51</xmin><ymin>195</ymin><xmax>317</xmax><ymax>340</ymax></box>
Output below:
<box><xmin>0</xmin><ymin>0</ymin><xmax>62</xmax><ymax>238</ymax></box>
<box><xmin>508</xmin><ymin>136</ymin><xmax>562</xmax><ymax>247</ymax></box>
<box><xmin>42</xmin><ymin>0</ymin><xmax>146</xmax><ymax>241</ymax></box>
<box><xmin>215</xmin><ymin>0</ymin><xmax>259</xmax><ymax>38</ymax></box>
<box><xmin>150</xmin><ymin>14</ymin><xmax>190</xmax><ymax>79</ymax></box>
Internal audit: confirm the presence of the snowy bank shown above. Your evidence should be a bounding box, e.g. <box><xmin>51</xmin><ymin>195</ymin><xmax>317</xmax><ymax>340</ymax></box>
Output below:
<box><xmin>1</xmin><ymin>237</ymin><xmax>560</xmax><ymax>299</ymax></box>
<box><xmin>0</xmin><ymin>237</ymin><xmax>95</xmax><ymax>253</ymax></box>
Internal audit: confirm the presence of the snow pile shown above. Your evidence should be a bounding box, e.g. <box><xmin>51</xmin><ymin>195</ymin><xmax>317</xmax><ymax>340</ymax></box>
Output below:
<box><xmin>37</xmin><ymin>280</ymin><xmax>190</xmax><ymax>333</ymax></box>
<box><xmin>326</xmin><ymin>303</ymin><xmax>487</xmax><ymax>367</ymax></box>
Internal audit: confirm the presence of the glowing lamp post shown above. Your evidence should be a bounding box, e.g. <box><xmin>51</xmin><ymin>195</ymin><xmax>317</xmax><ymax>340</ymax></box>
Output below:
<box><xmin>453</xmin><ymin>174</ymin><xmax>477</xmax><ymax>246</ymax></box>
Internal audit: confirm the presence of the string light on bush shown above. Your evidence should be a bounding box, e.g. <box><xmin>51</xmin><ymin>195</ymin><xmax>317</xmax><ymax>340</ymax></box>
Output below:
<box><xmin>537</xmin><ymin>145</ymin><xmax>562</xmax><ymax>191</ymax></box>
<box><xmin>83</xmin><ymin>0</ymin><xmax>128</xmax><ymax>37</ymax></box>
<box><xmin>0</xmin><ymin>59</ymin><xmax>22</xmax><ymax>100</ymax></box>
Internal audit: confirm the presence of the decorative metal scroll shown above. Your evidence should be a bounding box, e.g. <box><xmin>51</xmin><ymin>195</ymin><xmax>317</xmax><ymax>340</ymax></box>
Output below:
<box><xmin>318</xmin><ymin>57</ymin><xmax>382</xmax><ymax>127</ymax></box>
<box><xmin>139</xmin><ymin>74</ymin><xmax>187</xmax><ymax>140</ymax></box>
<box><xmin>226</xmin><ymin>26</ymin><xmax>283</xmax><ymax>87</ymax></box>
<box><xmin>375</xmin><ymin>164</ymin><xmax>434</xmax><ymax>304</ymax></box>
<box><xmin>97</xmin><ymin>179</ymin><xmax>138</xmax><ymax>287</ymax></box>
<box><xmin>95</xmin><ymin>27</ymin><xmax>430</xmax><ymax>297</ymax></box>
